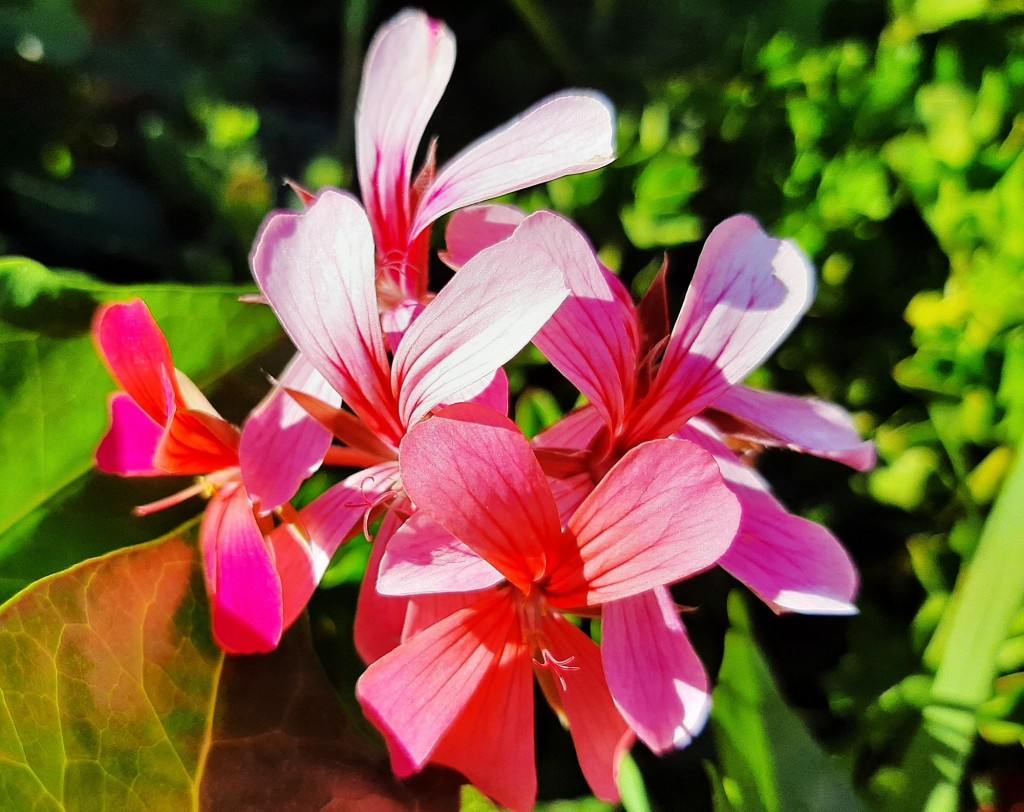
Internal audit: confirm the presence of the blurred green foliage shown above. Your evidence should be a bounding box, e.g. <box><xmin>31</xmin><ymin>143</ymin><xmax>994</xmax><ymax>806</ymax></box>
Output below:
<box><xmin>2</xmin><ymin>0</ymin><xmax>1024</xmax><ymax>809</ymax></box>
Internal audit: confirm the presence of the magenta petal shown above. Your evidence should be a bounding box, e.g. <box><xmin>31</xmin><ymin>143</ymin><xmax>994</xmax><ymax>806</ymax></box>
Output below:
<box><xmin>413</xmin><ymin>91</ymin><xmax>616</xmax><ymax>236</ymax></box>
<box><xmin>548</xmin><ymin>438</ymin><xmax>740</xmax><ymax>608</ymax></box>
<box><xmin>96</xmin><ymin>393</ymin><xmax>166</xmax><ymax>476</ymax></box>
<box><xmin>400</xmin><ymin>404</ymin><xmax>560</xmax><ymax>592</ymax></box>
<box><xmin>356</xmin><ymin>589</ymin><xmax>519</xmax><ymax>770</ymax></box>
<box><xmin>392</xmin><ymin>216</ymin><xmax>569</xmax><ymax>427</ymax></box>
<box><xmin>627</xmin><ymin>216</ymin><xmax>815</xmax><ymax>442</ymax></box>
<box><xmin>250</xmin><ymin>190</ymin><xmax>402</xmax><ymax>442</ymax></box>
<box><xmin>239</xmin><ymin>353</ymin><xmax>341</xmax><ymax>513</ymax></box>
<box><xmin>602</xmin><ymin>588</ymin><xmax>711</xmax><ymax>753</ymax></box>
<box><xmin>521</xmin><ymin>211</ymin><xmax>639</xmax><ymax>433</ymax></box>
<box><xmin>201</xmin><ymin>485</ymin><xmax>283</xmax><ymax>654</ymax></box>
<box><xmin>538</xmin><ymin>613</ymin><xmax>633</xmax><ymax>804</ymax></box>
<box><xmin>712</xmin><ymin>385</ymin><xmax>876</xmax><ymax>471</ymax></box>
<box><xmin>379</xmin><ymin>511</ymin><xmax>505</xmax><ymax>596</ymax></box>
<box><xmin>355</xmin><ymin>9</ymin><xmax>455</xmax><ymax>252</ymax></box>
<box><xmin>440</xmin><ymin>203</ymin><xmax>526</xmax><ymax>269</ymax></box>
<box><xmin>94</xmin><ymin>299</ymin><xmax>177</xmax><ymax>426</ymax></box>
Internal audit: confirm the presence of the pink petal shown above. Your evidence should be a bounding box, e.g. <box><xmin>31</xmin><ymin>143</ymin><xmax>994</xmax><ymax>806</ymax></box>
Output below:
<box><xmin>300</xmin><ymin>461</ymin><xmax>402</xmax><ymax>579</ymax></box>
<box><xmin>711</xmin><ymin>384</ymin><xmax>876</xmax><ymax>471</ymax></box>
<box><xmin>412</xmin><ymin>91</ymin><xmax>616</xmax><ymax>235</ymax></box>
<box><xmin>400</xmin><ymin>404</ymin><xmax>561</xmax><ymax>592</ymax></box>
<box><xmin>538</xmin><ymin>613</ymin><xmax>632</xmax><ymax>804</ymax></box>
<box><xmin>378</xmin><ymin>511</ymin><xmax>505</xmax><ymax>596</ymax></box>
<box><xmin>96</xmin><ymin>393</ymin><xmax>165</xmax><ymax>476</ymax></box>
<box><xmin>355</xmin><ymin>10</ymin><xmax>455</xmax><ymax>255</ymax></box>
<box><xmin>355</xmin><ymin>508</ymin><xmax>413</xmax><ymax>664</ymax></box>
<box><xmin>392</xmin><ymin>217</ymin><xmax>569</xmax><ymax>427</ymax></box>
<box><xmin>381</xmin><ymin>298</ymin><xmax>425</xmax><ymax>351</ymax></box>
<box><xmin>440</xmin><ymin>203</ymin><xmax>526</xmax><ymax>269</ymax></box>
<box><xmin>602</xmin><ymin>588</ymin><xmax>711</xmax><ymax>753</ymax></box>
<box><xmin>201</xmin><ymin>485</ymin><xmax>283</xmax><ymax>654</ymax></box>
<box><xmin>265</xmin><ymin>521</ymin><xmax>317</xmax><ymax>633</ymax></box>
<box><xmin>680</xmin><ymin>421</ymin><xmax>859</xmax><ymax>614</ymax></box>
<box><xmin>626</xmin><ymin>216</ymin><xmax>815</xmax><ymax>443</ymax></box>
<box><xmin>430</xmin><ymin>621</ymin><xmax>536</xmax><ymax>812</ymax></box>
<box><xmin>516</xmin><ymin>211</ymin><xmax>639</xmax><ymax>433</ymax></box>
<box><xmin>250</xmin><ymin>190</ymin><xmax>403</xmax><ymax>444</ymax></box>
<box><xmin>94</xmin><ymin>299</ymin><xmax>178</xmax><ymax>425</ymax></box>
<box><xmin>548</xmin><ymin>474</ymin><xmax>596</xmax><ymax>526</ymax></box>
<box><xmin>547</xmin><ymin>438</ymin><xmax>740</xmax><ymax>608</ymax></box>
<box><xmin>533</xmin><ymin>404</ymin><xmax>605</xmax><ymax>451</ymax></box>
<box><xmin>240</xmin><ymin>353</ymin><xmax>341</xmax><ymax>513</ymax></box>
<box><xmin>402</xmin><ymin>591</ymin><xmax>483</xmax><ymax>639</ymax></box>
<box><xmin>720</xmin><ymin>485</ymin><xmax>859</xmax><ymax>615</ymax></box>
<box><xmin>356</xmin><ymin>588</ymin><xmax>519</xmax><ymax>770</ymax></box>
<box><xmin>436</xmin><ymin>367</ymin><xmax>510</xmax><ymax>417</ymax></box>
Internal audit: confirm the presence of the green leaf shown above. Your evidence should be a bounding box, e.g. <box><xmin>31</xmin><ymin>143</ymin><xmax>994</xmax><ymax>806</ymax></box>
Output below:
<box><xmin>711</xmin><ymin>594</ymin><xmax>864</xmax><ymax>812</ymax></box>
<box><xmin>0</xmin><ymin>257</ymin><xmax>284</xmax><ymax>601</ymax></box>
<box><xmin>890</xmin><ymin>448</ymin><xmax>1024</xmax><ymax>811</ymax></box>
<box><xmin>618</xmin><ymin>752</ymin><xmax>652</xmax><ymax>812</ymax></box>
<box><xmin>515</xmin><ymin>388</ymin><xmax>564</xmax><ymax>439</ymax></box>
<box><xmin>0</xmin><ymin>531</ymin><xmax>459</xmax><ymax>811</ymax></box>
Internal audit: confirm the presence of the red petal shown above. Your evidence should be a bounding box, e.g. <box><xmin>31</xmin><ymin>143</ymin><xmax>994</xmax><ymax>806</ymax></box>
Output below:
<box><xmin>356</xmin><ymin>588</ymin><xmax>519</xmax><ymax>769</ymax></box>
<box><xmin>538</xmin><ymin>613</ymin><xmax>633</xmax><ymax>803</ymax></box>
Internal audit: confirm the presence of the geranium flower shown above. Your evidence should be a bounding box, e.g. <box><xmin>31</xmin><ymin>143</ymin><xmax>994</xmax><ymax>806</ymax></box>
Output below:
<box><xmin>443</xmin><ymin>206</ymin><xmax>875</xmax><ymax>751</ymax></box>
<box><xmin>249</xmin><ymin>189</ymin><xmax>571</xmax><ymax>660</ymax></box>
<box><xmin>357</xmin><ymin>403</ymin><xmax>740</xmax><ymax>811</ymax></box>
<box><xmin>94</xmin><ymin>299</ymin><xmax>338</xmax><ymax>653</ymax></box>
<box><xmin>354</xmin><ymin>9</ymin><xmax>615</xmax><ymax>325</ymax></box>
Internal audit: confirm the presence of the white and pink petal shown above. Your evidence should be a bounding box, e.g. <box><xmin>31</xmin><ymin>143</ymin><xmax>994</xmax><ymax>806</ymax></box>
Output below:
<box><xmin>413</xmin><ymin>92</ymin><xmax>615</xmax><ymax>236</ymax></box>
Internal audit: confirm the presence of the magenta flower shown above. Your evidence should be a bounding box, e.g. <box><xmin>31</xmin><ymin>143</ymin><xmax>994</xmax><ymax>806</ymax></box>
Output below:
<box><xmin>249</xmin><ymin>190</ymin><xmax>572</xmax><ymax>660</ymax></box>
<box><xmin>443</xmin><ymin>206</ymin><xmax>875</xmax><ymax>751</ymax></box>
<box><xmin>354</xmin><ymin>9</ymin><xmax>615</xmax><ymax>321</ymax></box>
<box><xmin>357</xmin><ymin>403</ymin><xmax>740</xmax><ymax>811</ymax></box>
<box><xmin>94</xmin><ymin>299</ymin><xmax>338</xmax><ymax>653</ymax></box>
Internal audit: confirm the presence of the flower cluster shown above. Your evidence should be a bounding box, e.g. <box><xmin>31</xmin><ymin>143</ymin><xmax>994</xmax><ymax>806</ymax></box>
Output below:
<box><xmin>92</xmin><ymin>9</ymin><xmax>874</xmax><ymax>810</ymax></box>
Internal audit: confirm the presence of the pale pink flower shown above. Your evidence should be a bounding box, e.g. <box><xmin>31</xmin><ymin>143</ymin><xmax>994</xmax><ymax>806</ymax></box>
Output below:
<box><xmin>94</xmin><ymin>299</ymin><xmax>338</xmax><ymax>653</ymax></box>
<box><xmin>248</xmin><ymin>190</ymin><xmax>572</xmax><ymax>660</ymax></box>
<box><xmin>354</xmin><ymin>9</ymin><xmax>615</xmax><ymax>319</ymax></box>
<box><xmin>358</xmin><ymin>404</ymin><xmax>740</xmax><ymax>811</ymax></box>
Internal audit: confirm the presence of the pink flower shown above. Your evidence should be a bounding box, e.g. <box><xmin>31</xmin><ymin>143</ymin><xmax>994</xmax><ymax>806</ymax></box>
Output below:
<box><xmin>94</xmin><ymin>299</ymin><xmax>338</xmax><ymax>653</ymax></box>
<box><xmin>354</xmin><ymin>9</ymin><xmax>615</xmax><ymax>317</ymax></box>
<box><xmin>443</xmin><ymin>206</ymin><xmax>875</xmax><ymax>751</ymax></box>
<box><xmin>249</xmin><ymin>190</ymin><xmax>572</xmax><ymax>660</ymax></box>
<box><xmin>357</xmin><ymin>404</ymin><xmax>740</xmax><ymax>811</ymax></box>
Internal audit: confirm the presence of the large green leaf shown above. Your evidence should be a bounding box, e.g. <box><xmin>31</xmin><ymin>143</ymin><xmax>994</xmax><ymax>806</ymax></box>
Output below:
<box><xmin>711</xmin><ymin>594</ymin><xmax>864</xmax><ymax>812</ymax></box>
<box><xmin>0</xmin><ymin>257</ymin><xmax>285</xmax><ymax>601</ymax></box>
<box><xmin>0</xmin><ymin>530</ymin><xmax>459</xmax><ymax>811</ymax></box>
